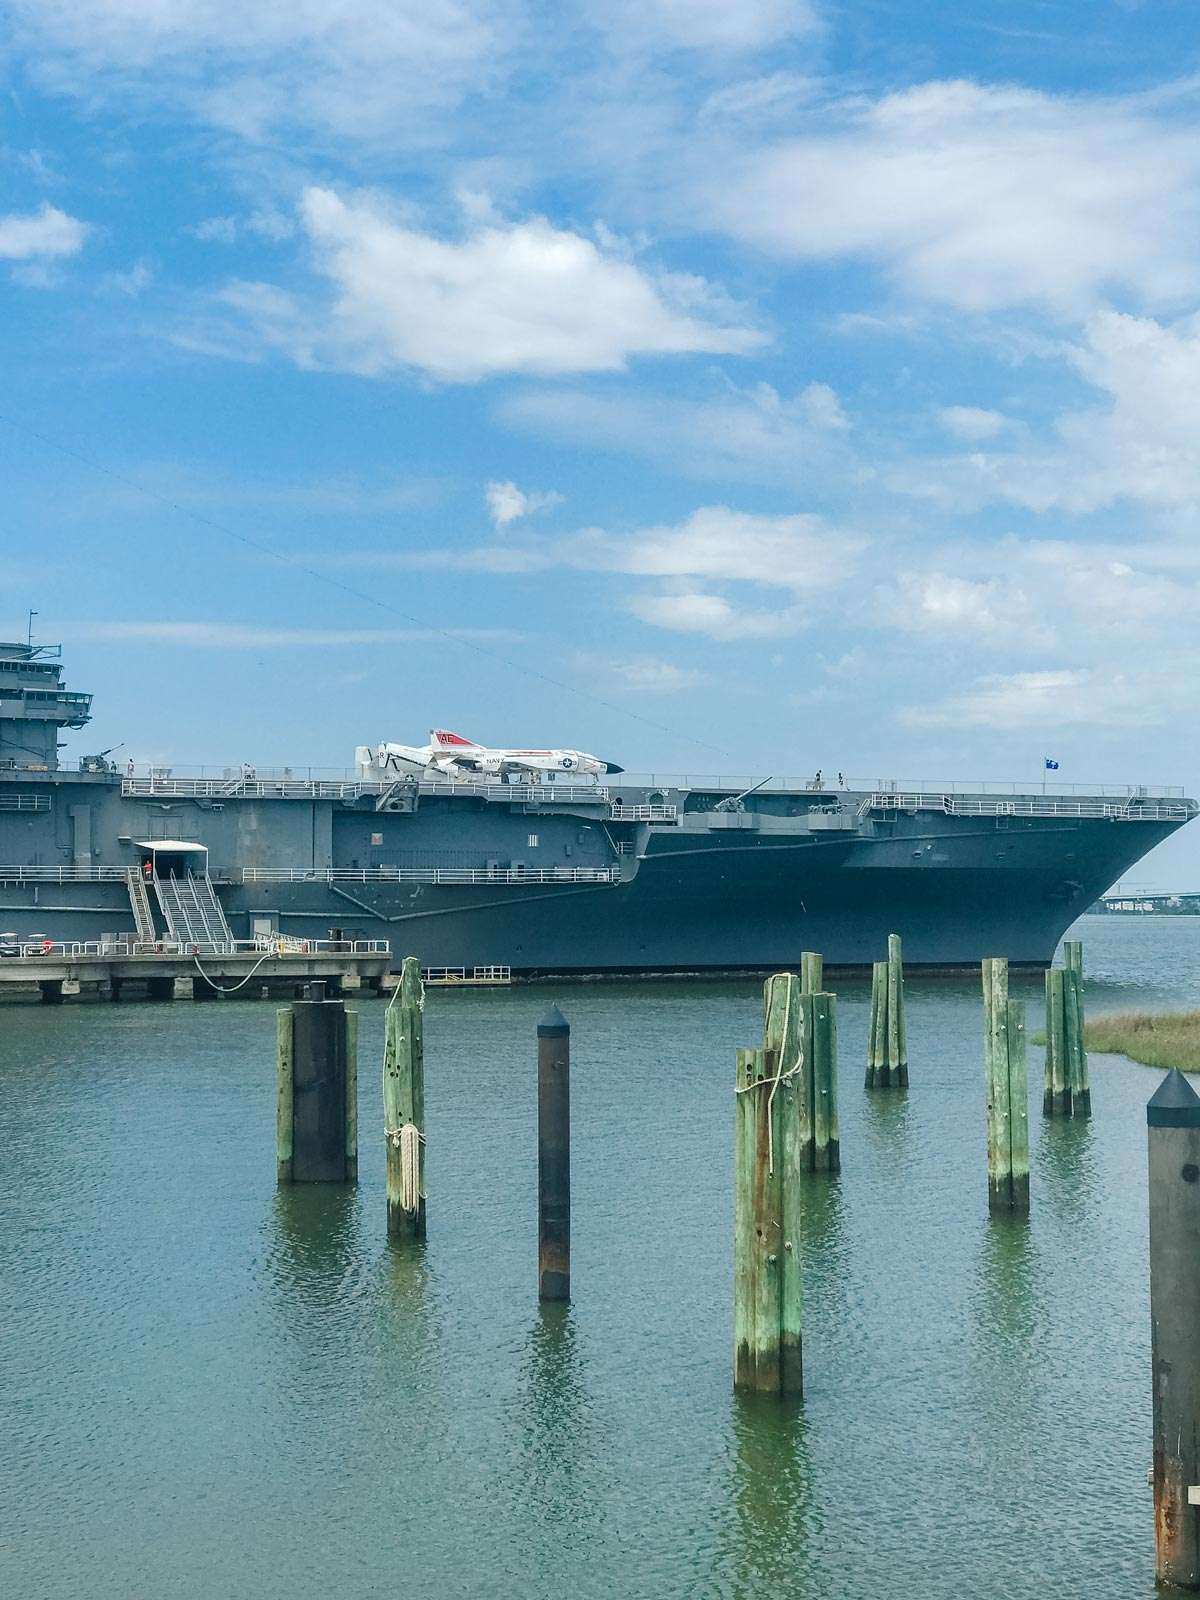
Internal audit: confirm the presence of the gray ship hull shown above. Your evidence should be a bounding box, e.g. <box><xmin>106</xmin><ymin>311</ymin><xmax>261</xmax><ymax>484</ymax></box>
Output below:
<box><xmin>1</xmin><ymin>640</ymin><xmax>1194</xmax><ymax>977</ymax></box>
<box><xmin>0</xmin><ymin>773</ymin><xmax>1188</xmax><ymax>974</ymax></box>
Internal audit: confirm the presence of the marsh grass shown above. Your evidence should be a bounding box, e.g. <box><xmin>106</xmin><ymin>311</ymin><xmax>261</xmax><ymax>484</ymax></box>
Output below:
<box><xmin>1078</xmin><ymin>1010</ymin><xmax>1200</xmax><ymax>1073</ymax></box>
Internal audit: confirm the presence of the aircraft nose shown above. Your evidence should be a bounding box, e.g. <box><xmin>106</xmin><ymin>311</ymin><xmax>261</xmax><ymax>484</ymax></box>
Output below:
<box><xmin>603</xmin><ymin>760</ymin><xmax>624</xmax><ymax>774</ymax></box>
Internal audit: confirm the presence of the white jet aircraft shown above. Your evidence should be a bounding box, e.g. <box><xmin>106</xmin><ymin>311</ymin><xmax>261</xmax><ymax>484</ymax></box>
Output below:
<box><xmin>356</xmin><ymin>729</ymin><xmax>622</xmax><ymax>782</ymax></box>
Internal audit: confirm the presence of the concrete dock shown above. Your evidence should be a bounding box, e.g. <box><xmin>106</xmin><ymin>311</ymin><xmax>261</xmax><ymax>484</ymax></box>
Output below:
<box><xmin>0</xmin><ymin>936</ymin><xmax>391</xmax><ymax>1004</ymax></box>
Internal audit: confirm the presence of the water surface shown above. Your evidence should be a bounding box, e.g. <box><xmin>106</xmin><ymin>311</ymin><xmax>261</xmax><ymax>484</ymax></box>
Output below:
<box><xmin>3</xmin><ymin>914</ymin><xmax>1198</xmax><ymax>1598</ymax></box>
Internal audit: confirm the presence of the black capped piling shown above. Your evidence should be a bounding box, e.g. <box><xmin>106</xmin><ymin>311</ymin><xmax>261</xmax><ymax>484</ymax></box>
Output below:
<box><xmin>383</xmin><ymin>955</ymin><xmax>425</xmax><ymax>1240</ymax></box>
<box><xmin>276</xmin><ymin>981</ymin><xmax>357</xmax><ymax>1184</ymax></box>
<box><xmin>982</xmin><ymin>957</ymin><xmax>1029</xmax><ymax>1213</ymax></box>
<box><xmin>1148</xmin><ymin>1069</ymin><xmax>1200</xmax><ymax>1588</ymax></box>
<box><xmin>537</xmin><ymin>1005</ymin><xmax>570</xmax><ymax>1302</ymax></box>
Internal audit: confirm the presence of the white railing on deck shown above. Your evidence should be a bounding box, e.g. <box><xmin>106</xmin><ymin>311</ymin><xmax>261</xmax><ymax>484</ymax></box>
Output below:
<box><xmin>240</xmin><ymin>865</ymin><xmax>620</xmax><ymax>886</ymax></box>
<box><xmin>609</xmin><ymin>803</ymin><xmax>677</xmax><ymax>822</ymax></box>
<box><xmin>0</xmin><ymin>864</ymin><xmax>134</xmax><ymax>882</ymax></box>
<box><xmin>121</xmin><ymin>775</ymin><xmax>611</xmax><ymax>804</ymax></box>
<box><xmin>618</xmin><ymin>773</ymin><xmax>1189</xmax><ymax>799</ymax></box>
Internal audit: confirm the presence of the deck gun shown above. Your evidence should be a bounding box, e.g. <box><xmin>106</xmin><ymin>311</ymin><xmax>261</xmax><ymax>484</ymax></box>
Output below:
<box><xmin>714</xmin><ymin>777</ymin><xmax>773</xmax><ymax>814</ymax></box>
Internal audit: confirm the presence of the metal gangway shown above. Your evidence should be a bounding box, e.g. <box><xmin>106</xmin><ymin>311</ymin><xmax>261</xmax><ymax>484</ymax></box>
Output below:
<box><xmin>152</xmin><ymin>868</ymin><xmax>234</xmax><ymax>952</ymax></box>
<box><xmin>124</xmin><ymin>867</ymin><xmax>157</xmax><ymax>943</ymax></box>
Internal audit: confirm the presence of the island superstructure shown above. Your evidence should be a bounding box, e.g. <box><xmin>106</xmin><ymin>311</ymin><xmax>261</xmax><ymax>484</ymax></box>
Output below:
<box><xmin>1</xmin><ymin>640</ymin><xmax>1194</xmax><ymax>974</ymax></box>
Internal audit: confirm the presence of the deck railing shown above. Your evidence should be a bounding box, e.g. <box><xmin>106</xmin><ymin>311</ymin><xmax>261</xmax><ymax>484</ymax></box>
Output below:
<box><xmin>0</xmin><ymin>864</ymin><xmax>135</xmax><ymax>882</ymax></box>
<box><xmin>240</xmin><ymin>865</ymin><xmax>620</xmax><ymax>886</ymax></box>
<box><xmin>867</xmin><ymin>793</ymin><xmax>1198</xmax><ymax>822</ymax></box>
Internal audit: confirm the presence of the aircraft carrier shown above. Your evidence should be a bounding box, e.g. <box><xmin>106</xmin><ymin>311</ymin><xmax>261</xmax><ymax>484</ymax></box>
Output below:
<box><xmin>1</xmin><ymin>639</ymin><xmax>1195</xmax><ymax>975</ymax></box>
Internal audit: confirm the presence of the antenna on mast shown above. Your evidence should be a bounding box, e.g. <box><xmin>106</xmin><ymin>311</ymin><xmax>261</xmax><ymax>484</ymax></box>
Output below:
<box><xmin>26</xmin><ymin>610</ymin><xmax>37</xmax><ymax>649</ymax></box>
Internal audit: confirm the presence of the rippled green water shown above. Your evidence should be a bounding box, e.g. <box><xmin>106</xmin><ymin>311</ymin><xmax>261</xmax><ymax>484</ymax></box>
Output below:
<box><xmin>3</xmin><ymin>915</ymin><xmax>1199</xmax><ymax>1599</ymax></box>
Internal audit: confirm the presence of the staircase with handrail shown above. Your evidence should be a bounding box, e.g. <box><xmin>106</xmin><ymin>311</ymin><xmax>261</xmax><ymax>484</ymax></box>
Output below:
<box><xmin>152</xmin><ymin>868</ymin><xmax>234</xmax><ymax>952</ymax></box>
<box><xmin>124</xmin><ymin>867</ymin><xmax>158</xmax><ymax>942</ymax></box>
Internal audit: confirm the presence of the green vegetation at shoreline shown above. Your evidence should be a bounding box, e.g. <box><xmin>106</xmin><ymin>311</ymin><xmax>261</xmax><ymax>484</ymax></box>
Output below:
<box><xmin>1082</xmin><ymin>1011</ymin><xmax>1200</xmax><ymax>1073</ymax></box>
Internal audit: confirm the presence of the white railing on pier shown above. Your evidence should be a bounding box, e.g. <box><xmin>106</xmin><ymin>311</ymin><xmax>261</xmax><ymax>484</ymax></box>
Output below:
<box><xmin>421</xmin><ymin>965</ymin><xmax>513</xmax><ymax>985</ymax></box>
<box><xmin>0</xmin><ymin>936</ymin><xmax>390</xmax><ymax>961</ymax></box>
<box><xmin>240</xmin><ymin>865</ymin><xmax>620</xmax><ymax>886</ymax></box>
<box><xmin>867</xmin><ymin>792</ymin><xmax>1198</xmax><ymax>822</ymax></box>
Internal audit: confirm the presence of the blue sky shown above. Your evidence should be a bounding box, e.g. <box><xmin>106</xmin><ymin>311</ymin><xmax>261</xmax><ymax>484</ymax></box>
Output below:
<box><xmin>3</xmin><ymin>0</ymin><xmax>1199</xmax><ymax>885</ymax></box>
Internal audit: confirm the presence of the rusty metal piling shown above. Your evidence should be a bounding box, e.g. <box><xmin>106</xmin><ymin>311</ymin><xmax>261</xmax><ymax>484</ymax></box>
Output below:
<box><xmin>1148</xmin><ymin>1069</ymin><xmax>1200</xmax><ymax>1588</ymax></box>
<box><xmin>537</xmin><ymin>1006</ymin><xmax>571</xmax><ymax>1302</ymax></box>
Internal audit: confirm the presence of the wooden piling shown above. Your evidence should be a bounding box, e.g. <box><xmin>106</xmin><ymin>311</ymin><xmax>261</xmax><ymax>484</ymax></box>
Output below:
<box><xmin>888</xmin><ymin>933</ymin><xmax>908</xmax><ymax>1087</ymax></box>
<box><xmin>1043</xmin><ymin>967</ymin><xmax>1069</xmax><ymax>1116</ymax></box>
<box><xmin>278</xmin><ymin>983</ymin><xmax>356</xmax><ymax>1183</ymax></box>
<box><xmin>1064</xmin><ymin>962</ymin><xmax>1091</xmax><ymax>1118</ymax></box>
<box><xmin>736</xmin><ymin>972</ymin><xmax>804</xmax><ymax>1395</ymax></box>
<box><xmin>982</xmin><ymin>958</ymin><xmax>1029</xmax><ymax>1214</ymax></box>
<box><xmin>1147</xmin><ymin>1069</ymin><xmax>1200</xmax><ymax>1588</ymax></box>
<box><xmin>1007</xmin><ymin>998</ymin><xmax>1030</xmax><ymax>1211</ymax></box>
<box><xmin>276</xmin><ymin>1007</ymin><xmax>294</xmax><ymax>1185</ymax></box>
<box><xmin>865</xmin><ymin>960</ymin><xmax>888</xmax><ymax>1087</ymax></box>
<box><xmin>866</xmin><ymin>935</ymin><xmax>907</xmax><ymax>1088</ymax></box>
<box><xmin>811</xmin><ymin>992</ymin><xmax>840</xmax><ymax>1172</ymax></box>
<box><xmin>800</xmin><ymin>951</ymin><xmax>823</xmax><ymax>996</ymax></box>
<box><xmin>383</xmin><ymin>956</ymin><xmax>426</xmax><ymax>1240</ymax></box>
<box><xmin>537</xmin><ymin>1005</ymin><xmax>571</xmax><ymax>1302</ymax></box>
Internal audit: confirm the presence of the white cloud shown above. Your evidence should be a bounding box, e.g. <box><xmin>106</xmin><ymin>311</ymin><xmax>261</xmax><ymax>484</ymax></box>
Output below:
<box><xmin>397</xmin><ymin>505</ymin><xmax>858</xmax><ymax>590</ymax></box>
<box><xmin>573</xmin><ymin>651</ymin><xmax>708</xmax><ymax>692</ymax></box>
<box><xmin>704</xmin><ymin>80</ymin><xmax>1200</xmax><ymax>313</ymax></box>
<box><xmin>879</xmin><ymin>571</ymin><xmax>1046</xmax><ymax>645</ymax></box>
<box><xmin>102</xmin><ymin>260</ymin><xmax>154</xmax><ymax>296</ymax></box>
<box><xmin>876</xmin><ymin>538</ymin><xmax>1198</xmax><ymax>655</ymax></box>
<box><xmin>897</xmin><ymin>310</ymin><xmax>1200</xmax><ymax>516</ymax></box>
<box><xmin>626</xmin><ymin>590</ymin><xmax>805</xmax><ymax>639</ymax></box>
<box><xmin>903</xmin><ymin>664</ymin><xmax>1196</xmax><ymax>730</ymax></box>
<box><xmin>938</xmin><ymin>406</ymin><xmax>1011</xmax><ymax>442</ymax></box>
<box><xmin>500</xmin><ymin>378</ymin><xmax>851</xmax><ymax>483</ymax></box>
<box><xmin>222</xmin><ymin>187</ymin><xmax>762</xmax><ymax>382</ymax></box>
<box><xmin>0</xmin><ymin>203</ymin><xmax>88</xmax><ymax>260</ymax></box>
<box><xmin>608</xmin><ymin>0</ymin><xmax>819</xmax><ymax>52</ymax></box>
<box><xmin>9</xmin><ymin>0</ymin><xmax>514</xmax><ymax>144</ymax></box>
<box><xmin>485</xmin><ymin>480</ymin><xmax>564</xmax><ymax>527</ymax></box>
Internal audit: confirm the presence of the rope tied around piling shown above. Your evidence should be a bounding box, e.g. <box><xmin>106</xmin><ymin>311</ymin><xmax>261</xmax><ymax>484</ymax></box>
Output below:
<box><xmin>734</xmin><ymin>981</ymin><xmax>801</xmax><ymax>1174</ymax></box>
<box><xmin>385</xmin><ymin>1121</ymin><xmax>424</xmax><ymax>1211</ymax></box>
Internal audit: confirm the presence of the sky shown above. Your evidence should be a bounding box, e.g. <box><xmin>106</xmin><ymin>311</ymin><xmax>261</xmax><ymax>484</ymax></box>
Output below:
<box><xmin>2</xmin><ymin>0</ymin><xmax>1199</xmax><ymax>887</ymax></box>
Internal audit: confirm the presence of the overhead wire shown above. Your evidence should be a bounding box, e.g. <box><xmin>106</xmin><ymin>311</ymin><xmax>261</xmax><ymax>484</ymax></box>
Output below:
<box><xmin>0</xmin><ymin>410</ymin><xmax>730</xmax><ymax>757</ymax></box>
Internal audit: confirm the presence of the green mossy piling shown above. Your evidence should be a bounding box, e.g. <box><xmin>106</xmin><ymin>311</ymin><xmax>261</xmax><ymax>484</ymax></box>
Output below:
<box><xmin>734</xmin><ymin>971</ymin><xmax>841</xmax><ymax>1396</ymax></box>
<box><xmin>800</xmin><ymin>951</ymin><xmax>823</xmax><ymax>996</ymax></box>
<box><xmin>383</xmin><ymin>955</ymin><xmax>426</xmax><ymax>1239</ymax></box>
<box><xmin>982</xmin><ymin>957</ymin><xmax>1030</xmax><ymax>1214</ymax></box>
<box><xmin>1043</xmin><ymin>942</ymin><xmax>1090</xmax><ymax>1118</ymax></box>
<box><xmin>866</xmin><ymin>933</ymin><xmax>907</xmax><ymax>1087</ymax></box>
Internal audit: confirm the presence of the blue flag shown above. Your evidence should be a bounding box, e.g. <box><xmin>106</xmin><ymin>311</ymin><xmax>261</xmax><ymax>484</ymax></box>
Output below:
<box><xmin>1045</xmin><ymin>757</ymin><xmax>1060</xmax><ymax>770</ymax></box>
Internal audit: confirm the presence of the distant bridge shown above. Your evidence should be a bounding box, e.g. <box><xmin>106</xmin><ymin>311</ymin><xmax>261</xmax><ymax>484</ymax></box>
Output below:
<box><xmin>1098</xmin><ymin>887</ymin><xmax>1200</xmax><ymax>911</ymax></box>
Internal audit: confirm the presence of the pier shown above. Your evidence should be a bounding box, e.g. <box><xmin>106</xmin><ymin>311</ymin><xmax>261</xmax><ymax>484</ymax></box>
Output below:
<box><xmin>0</xmin><ymin>935</ymin><xmax>390</xmax><ymax>1003</ymax></box>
